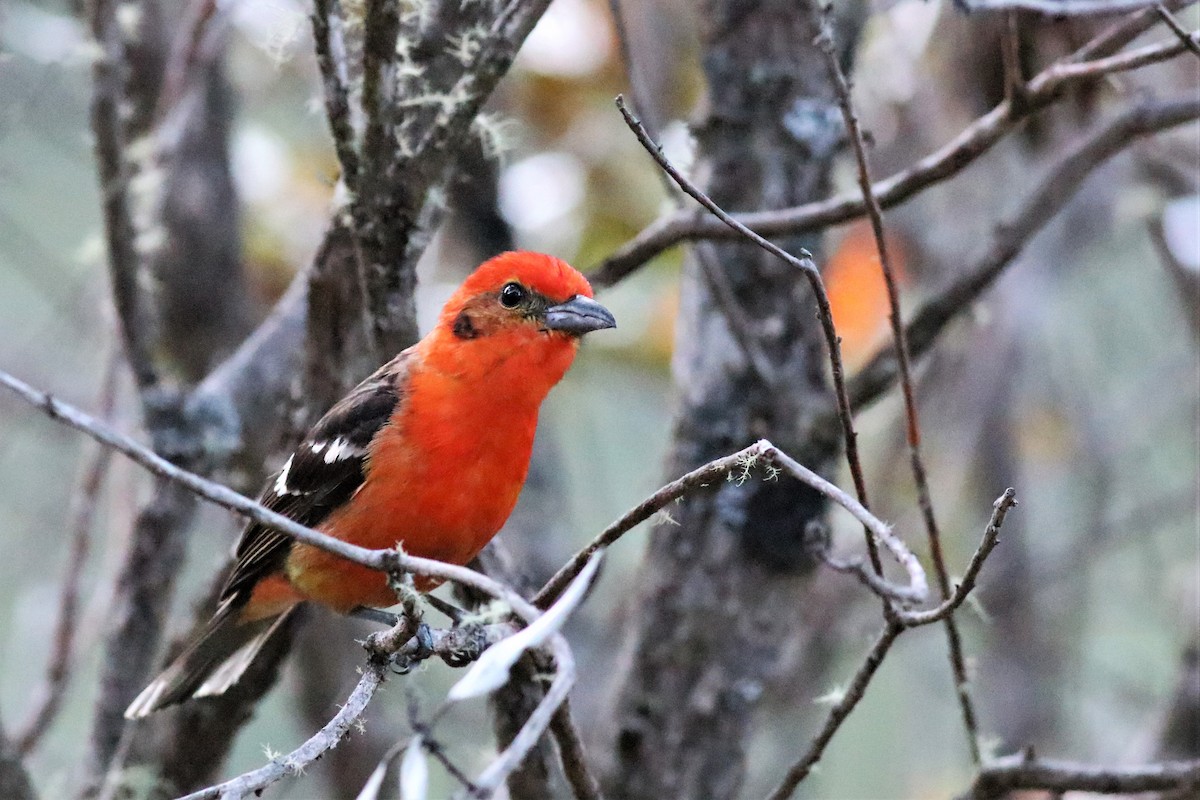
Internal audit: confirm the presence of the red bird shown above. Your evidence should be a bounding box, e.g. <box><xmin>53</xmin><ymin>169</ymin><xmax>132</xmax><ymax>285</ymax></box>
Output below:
<box><xmin>126</xmin><ymin>252</ymin><xmax>615</xmax><ymax>717</ymax></box>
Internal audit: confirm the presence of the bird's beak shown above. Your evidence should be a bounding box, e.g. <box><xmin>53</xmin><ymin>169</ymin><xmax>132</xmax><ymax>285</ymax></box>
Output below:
<box><xmin>543</xmin><ymin>295</ymin><xmax>616</xmax><ymax>335</ymax></box>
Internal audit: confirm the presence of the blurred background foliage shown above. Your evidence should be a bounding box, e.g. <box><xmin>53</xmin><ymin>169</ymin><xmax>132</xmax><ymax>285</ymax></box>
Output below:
<box><xmin>0</xmin><ymin>0</ymin><xmax>1196</xmax><ymax>797</ymax></box>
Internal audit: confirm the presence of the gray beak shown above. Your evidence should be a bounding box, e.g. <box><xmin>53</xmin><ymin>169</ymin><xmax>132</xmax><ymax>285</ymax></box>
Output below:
<box><xmin>544</xmin><ymin>295</ymin><xmax>616</xmax><ymax>335</ymax></box>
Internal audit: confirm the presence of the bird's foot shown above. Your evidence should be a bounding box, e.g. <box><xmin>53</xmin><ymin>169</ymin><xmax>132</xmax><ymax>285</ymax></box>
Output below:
<box><xmin>391</xmin><ymin>623</ymin><xmax>435</xmax><ymax>675</ymax></box>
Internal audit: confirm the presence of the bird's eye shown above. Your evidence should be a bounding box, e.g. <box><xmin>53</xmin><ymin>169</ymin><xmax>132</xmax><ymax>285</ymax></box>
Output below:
<box><xmin>500</xmin><ymin>282</ymin><xmax>526</xmax><ymax>308</ymax></box>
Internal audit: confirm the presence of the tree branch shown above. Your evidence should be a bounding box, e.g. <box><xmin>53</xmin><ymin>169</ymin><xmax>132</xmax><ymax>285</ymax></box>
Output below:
<box><xmin>590</xmin><ymin>25</ymin><xmax>1196</xmax><ymax>288</ymax></box>
<box><xmin>0</xmin><ymin>368</ymin><xmax>537</xmax><ymax>616</ymax></box>
<box><xmin>957</xmin><ymin>0</ymin><xmax>1161</xmax><ymax>14</ymax></box>
<box><xmin>846</xmin><ymin>95</ymin><xmax>1200</xmax><ymax>413</ymax></box>
<box><xmin>960</xmin><ymin>754</ymin><xmax>1200</xmax><ymax>798</ymax></box>
<box><xmin>810</xmin><ymin>0</ymin><xmax>983</xmax><ymax>762</ymax></box>
<box><xmin>765</xmin><ymin>489</ymin><xmax>1018</xmax><ymax>799</ymax></box>
<box><xmin>176</xmin><ymin>660</ymin><xmax>387</xmax><ymax>800</ymax></box>
<box><xmin>615</xmin><ymin>95</ymin><xmax>888</xmax><ymax>577</ymax></box>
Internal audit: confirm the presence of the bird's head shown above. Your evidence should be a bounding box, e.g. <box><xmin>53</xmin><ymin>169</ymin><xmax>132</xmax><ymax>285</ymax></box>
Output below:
<box><xmin>437</xmin><ymin>251</ymin><xmax>616</xmax><ymax>343</ymax></box>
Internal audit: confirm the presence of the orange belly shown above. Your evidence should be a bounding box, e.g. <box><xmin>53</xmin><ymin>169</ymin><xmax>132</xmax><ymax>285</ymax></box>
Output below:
<box><xmin>274</xmin><ymin>385</ymin><xmax>538</xmax><ymax>614</ymax></box>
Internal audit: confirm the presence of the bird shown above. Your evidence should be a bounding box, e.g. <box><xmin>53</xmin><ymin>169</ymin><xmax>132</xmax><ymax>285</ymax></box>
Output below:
<box><xmin>125</xmin><ymin>251</ymin><xmax>615</xmax><ymax>718</ymax></box>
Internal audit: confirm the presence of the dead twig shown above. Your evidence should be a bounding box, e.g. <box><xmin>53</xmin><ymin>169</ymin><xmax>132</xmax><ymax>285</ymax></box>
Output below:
<box><xmin>0</xmin><ymin>368</ymin><xmax>538</xmax><ymax>614</ymax></box>
<box><xmin>591</xmin><ymin>26</ymin><xmax>1196</xmax><ymax>288</ymax></box>
<box><xmin>765</xmin><ymin>490</ymin><xmax>1018</xmax><ymax>799</ymax></box>
<box><xmin>549</xmin><ymin>700</ymin><xmax>603</xmax><ymax>800</ymax></box>
<box><xmin>847</xmin><ymin>95</ymin><xmax>1200</xmax><ymax>413</ymax></box>
<box><xmin>1156</xmin><ymin>2</ymin><xmax>1200</xmax><ymax>57</ymax></box>
<box><xmin>535</xmin><ymin>439</ymin><xmax>927</xmax><ymax>610</ymax></box>
<box><xmin>960</xmin><ymin>754</ymin><xmax>1200</xmax><ymax>798</ymax></box>
<box><xmin>614</xmin><ymin>95</ymin><xmax>888</xmax><ymax>577</ymax></box>
<box><xmin>810</xmin><ymin>1</ymin><xmax>983</xmax><ymax>762</ymax></box>
<box><xmin>176</xmin><ymin>659</ymin><xmax>388</xmax><ymax>800</ymax></box>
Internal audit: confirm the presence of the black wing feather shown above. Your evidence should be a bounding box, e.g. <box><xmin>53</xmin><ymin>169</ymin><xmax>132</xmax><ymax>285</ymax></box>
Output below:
<box><xmin>220</xmin><ymin>350</ymin><xmax>412</xmax><ymax>603</ymax></box>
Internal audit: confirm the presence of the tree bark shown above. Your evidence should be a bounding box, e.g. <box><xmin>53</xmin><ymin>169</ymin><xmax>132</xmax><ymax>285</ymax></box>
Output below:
<box><xmin>606</xmin><ymin>2</ymin><xmax>852</xmax><ymax>797</ymax></box>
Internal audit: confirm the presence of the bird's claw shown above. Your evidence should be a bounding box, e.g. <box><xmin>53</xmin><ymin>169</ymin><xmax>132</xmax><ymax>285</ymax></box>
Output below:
<box><xmin>391</xmin><ymin>623</ymin><xmax>435</xmax><ymax>675</ymax></box>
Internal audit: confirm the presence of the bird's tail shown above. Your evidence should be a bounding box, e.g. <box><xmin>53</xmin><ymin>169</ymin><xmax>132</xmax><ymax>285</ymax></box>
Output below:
<box><xmin>124</xmin><ymin>600</ymin><xmax>296</xmax><ymax>719</ymax></box>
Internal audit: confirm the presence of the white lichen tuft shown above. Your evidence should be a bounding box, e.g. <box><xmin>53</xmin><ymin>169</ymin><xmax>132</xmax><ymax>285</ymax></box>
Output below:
<box><xmin>731</xmin><ymin>452</ymin><xmax>760</xmax><ymax>485</ymax></box>
<box><xmin>444</xmin><ymin>24</ymin><xmax>488</xmax><ymax>67</ymax></box>
<box><xmin>458</xmin><ymin>599</ymin><xmax>511</xmax><ymax>627</ymax></box>
<box><xmin>473</xmin><ymin>112</ymin><xmax>517</xmax><ymax>161</ymax></box>
<box><xmin>653</xmin><ymin>508</ymin><xmax>680</xmax><ymax>527</ymax></box>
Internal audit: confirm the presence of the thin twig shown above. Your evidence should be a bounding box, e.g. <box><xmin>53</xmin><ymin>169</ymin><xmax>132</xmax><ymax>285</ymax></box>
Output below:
<box><xmin>311</xmin><ymin>0</ymin><xmax>360</xmax><ymax>189</ymax></box>
<box><xmin>1156</xmin><ymin>2</ymin><xmax>1200</xmax><ymax>56</ymax></box>
<box><xmin>14</xmin><ymin>351</ymin><xmax>120</xmax><ymax>755</ymax></box>
<box><xmin>1002</xmin><ymin>11</ymin><xmax>1029</xmax><ymax>113</ymax></box>
<box><xmin>810</xmin><ymin>2</ymin><xmax>983</xmax><ymax>763</ymax></box>
<box><xmin>613</xmin><ymin>95</ymin><xmax>887</xmax><ymax>576</ymax></box>
<box><xmin>958</xmin><ymin>0</ymin><xmax>1163</xmax><ymax>14</ymax></box>
<box><xmin>607</xmin><ymin>0</ymin><xmax>778</xmax><ymax>392</ymax></box>
<box><xmin>960</xmin><ymin>754</ymin><xmax>1200</xmax><ymax>798</ymax></box>
<box><xmin>177</xmin><ymin>661</ymin><xmax>388</xmax><ymax>800</ymax></box>
<box><xmin>764</xmin><ymin>622</ymin><xmax>903</xmax><ymax>799</ymax></box>
<box><xmin>846</xmin><ymin>95</ymin><xmax>1200</xmax><ymax>413</ymax></box>
<box><xmin>1041</xmin><ymin>33</ymin><xmax>1199</xmax><ymax>82</ymax></box>
<box><xmin>549</xmin><ymin>700</ymin><xmax>603</xmax><ymax>800</ymax></box>
<box><xmin>765</xmin><ymin>490</ymin><xmax>1018</xmax><ymax>800</ymax></box>
<box><xmin>1071</xmin><ymin>0</ymin><xmax>1195</xmax><ymax>62</ymax></box>
<box><xmin>465</xmin><ymin>636</ymin><xmax>577</xmax><ymax>799</ymax></box>
<box><xmin>534</xmin><ymin>439</ymin><xmax>926</xmax><ymax>610</ymax></box>
<box><xmin>591</xmin><ymin>29</ymin><xmax>1196</xmax><ymax>288</ymax></box>
<box><xmin>897</xmin><ymin>490</ymin><xmax>1017</xmax><ymax>627</ymax></box>
<box><xmin>86</xmin><ymin>0</ymin><xmax>158</xmax><ymax>392</ymax></box>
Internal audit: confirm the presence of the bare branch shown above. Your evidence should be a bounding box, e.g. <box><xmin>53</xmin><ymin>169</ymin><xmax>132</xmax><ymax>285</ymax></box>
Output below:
<box><xmin>311</xmin><ymin>0</ymin><xmax>359</xmax><ymax>189</ymax></box>
<box><xmin>0</xmin><ymin>368</ymin><xmax>539</xmax><ymax>618</ymax></box>
<box><xmin>764</xmin><ymin>622</ymin><xmax>903</xmax><ymax>800</ymax></box>
<box><xmin>810</xmin><ymin>1</ymin><xmax>983</xmax><ymax>762</ymax></box>
<box><xmin>614</xmin><ymin>95</ymin><xmax>888</xmax><ymax>577</ymax></box>
<box><xmin>897</xmin><ymin>490</ymin><xmax>1018</xmax><ymax>627</ymax></box>
<box><xmin>1071</xmin><ymin>0</ymin><xmax>1195</xmax><ymax>61</ymax></box>
<box><xmin>468</xmin><ymin>636</ymin><xmax>577</xmax><ymax>799</ymax></box>
<box><xmin>535</xmin><ymin>439</ymin><xmax>926</xmax><ymax>611</ymax></box>
<box><xmin>86</xmin><ymin>0</ymin><xmax>159</xmax><ymax>392</ymax></box>
<box><xmin>549</xmin><ymin>701</ymin><xmax>603</xmax><ymax>800</ymax></box>
<box><xmin>848</xmin><ymin>95</ymin><xmax>1200</xmax><ymax>412</ymax></box>
<box><xmin>1156</xmin><ymin>2</ymin><xmax>1200</xmax><ymax>57</ymax></box>
<box><xmin>957</xmin><ymin>0</ymin><xmax>1160</xmax><ymax>14</ymax></box>
<box><xmin>591</xmin><ymin>25</ymin><xmax>1196</xmax><ymax>288</ymax></box>
<box><xmin>177</xmin><ymin>659</ymin><xmax>387</xmax><ymax>800</ymax></box>
<box><xmin>766</xmin><ymin>490</ymin><xmax>1018</xmax><ymax>800</ymax></box>
<box><xmin>960</xmin><ymin>754</ymin><xmax>1200</xmax><ymax>798</ymax></box>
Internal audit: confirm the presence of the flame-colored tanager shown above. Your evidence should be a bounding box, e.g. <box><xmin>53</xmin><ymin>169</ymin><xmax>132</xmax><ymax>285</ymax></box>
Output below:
<box><xmin>126</xmin><ymin>251</ymin><xmax>615</xmax><ymax>717</ymax></box>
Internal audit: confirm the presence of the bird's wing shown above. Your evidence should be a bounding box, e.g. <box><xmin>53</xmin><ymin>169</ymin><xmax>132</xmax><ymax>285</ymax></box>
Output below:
<box><xmin>220</xmin><ymin>349</ymin><xmax>416</xmax><ymax>604</ymax></box>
